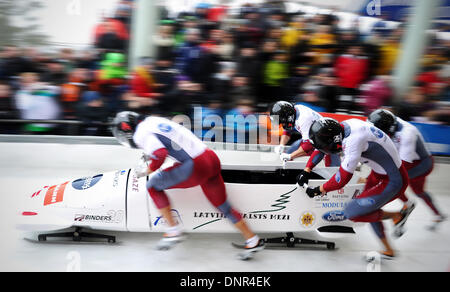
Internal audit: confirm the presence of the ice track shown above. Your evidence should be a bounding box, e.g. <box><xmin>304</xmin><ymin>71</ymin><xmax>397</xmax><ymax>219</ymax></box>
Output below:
<box><xmin>0</xmin><ymin>141</ymin><xmax>449</xmax><ymax>272</ymax></box>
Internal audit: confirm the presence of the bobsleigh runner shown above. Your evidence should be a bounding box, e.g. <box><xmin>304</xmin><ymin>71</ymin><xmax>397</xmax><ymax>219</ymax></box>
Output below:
<box><xmin>17</xmin><ymin>144</ymin><xmax>365</xmax><ymax>250</ymax></box>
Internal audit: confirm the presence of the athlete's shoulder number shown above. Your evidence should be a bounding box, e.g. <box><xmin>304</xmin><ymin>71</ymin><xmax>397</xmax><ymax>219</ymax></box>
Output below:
<box><xmin>370</xmin><ymin>126</ymin><xmax>384</xmax><ymax>139</ymax></box>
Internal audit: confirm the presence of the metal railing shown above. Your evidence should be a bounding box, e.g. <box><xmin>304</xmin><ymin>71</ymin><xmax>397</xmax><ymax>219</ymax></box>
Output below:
<box><xmin>0</xmin><ymin>119</ymin><xmax>111</xmax><ymax>136</ymax></box>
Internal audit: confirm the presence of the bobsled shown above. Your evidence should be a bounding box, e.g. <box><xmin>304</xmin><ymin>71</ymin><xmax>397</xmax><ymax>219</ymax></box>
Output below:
<box><xmin>17</xmin><ymin>146</ymin><xmax>365</xmax><ymax>248</ymax></box>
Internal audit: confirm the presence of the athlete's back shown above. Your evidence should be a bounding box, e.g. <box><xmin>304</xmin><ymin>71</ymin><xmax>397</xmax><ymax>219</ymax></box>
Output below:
<box><xmin>134</xmin><ymin>117</ymin><xmax>207</xmax><ymax>162</ymax></box>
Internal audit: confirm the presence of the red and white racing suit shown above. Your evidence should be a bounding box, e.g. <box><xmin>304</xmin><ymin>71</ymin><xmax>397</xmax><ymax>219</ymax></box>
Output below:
<box><xmin>392</xmin><ymin>118</ymin><xmax>440</xmax><ymax>215</ymax></box>
<box><xmin>133</xmin><ymin>117</ymin><xmax>242</xmax><ymax>223</ymax></box>
<box><xmin>306</xmin><ymin>119</ymin><xmax>409</xmax><ymax>238</ymax></box>
<box><xmin>284</xmin><ymin>104</ymin><xmax>340</xmax><ymax>167</ymax></box>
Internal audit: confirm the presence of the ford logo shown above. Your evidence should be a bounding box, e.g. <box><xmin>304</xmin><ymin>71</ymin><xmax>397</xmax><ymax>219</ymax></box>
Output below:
<box><xmin>322</xmin><ymin>210</ymin><xmax>346</xmax><ymax>222</ymax></box>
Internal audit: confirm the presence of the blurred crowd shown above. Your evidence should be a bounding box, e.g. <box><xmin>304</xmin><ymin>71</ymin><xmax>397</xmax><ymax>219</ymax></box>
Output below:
<box><xmin>0</xmin><ymin>0</ymin><xmax>449</xmax><ymax>136</ymax></box>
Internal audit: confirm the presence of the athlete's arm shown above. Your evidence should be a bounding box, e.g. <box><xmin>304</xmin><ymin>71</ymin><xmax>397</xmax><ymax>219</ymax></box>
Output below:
<box><xmin>148</xmin><ymin>148</ymin><xmax>169</xmax><ymax>171</ymax></box>
<box><xmin>304</xmin><ymin>149</ymin><xmax>325</xmax><ymax>172</ymax></box>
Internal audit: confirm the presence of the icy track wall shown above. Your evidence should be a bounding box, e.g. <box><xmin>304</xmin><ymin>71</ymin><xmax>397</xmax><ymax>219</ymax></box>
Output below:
<box><xmin>0</xmin><ymin>136</ymin><xmax>142</xmax><ymax>175</ymax></box>
<box><xmin>0</xmin><ymin>135</ymin><xmax>286</xmax><ymax>176</ymax></box>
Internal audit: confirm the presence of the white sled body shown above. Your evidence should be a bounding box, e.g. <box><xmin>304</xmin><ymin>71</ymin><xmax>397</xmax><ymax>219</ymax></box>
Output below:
<box><xmin>17</xmin><ymin>146</ymin><xmax>364</xmax><ymax>237</ymax></box>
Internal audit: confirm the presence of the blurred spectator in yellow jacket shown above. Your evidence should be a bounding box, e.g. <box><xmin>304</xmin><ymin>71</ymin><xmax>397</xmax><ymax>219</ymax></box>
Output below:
<box><xmin>308</xmin><ymin>25</ymin><xmax>337</xmax><ymax>64</ymax></box>
<box><xmin>280</xmin><ymin>16</ymin><xmax>305</xmax><ymax>49</ymax></box>
<box><xmin>377</xmin><ymin>36</ymin><xmax>400</xmax><ymax>76</ymax></box>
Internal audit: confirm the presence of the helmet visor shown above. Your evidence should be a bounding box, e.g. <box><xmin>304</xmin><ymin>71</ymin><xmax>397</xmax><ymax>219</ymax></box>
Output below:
<box><xmin>270</xmin><ymin>115</ymin><xmax>295</xmax><ymax>130</ymax></box>
<box><xmin>112</xmin><ymin>125</ymin><xmax>135</xmax><ymax>148</ymax></box>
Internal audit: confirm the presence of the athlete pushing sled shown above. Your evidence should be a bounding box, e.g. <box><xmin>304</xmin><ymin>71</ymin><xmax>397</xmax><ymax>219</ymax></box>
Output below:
<box><xmin>368</xmin><ymin>109</ymin><xmax>446</xmax><ymax>230</ymax></box>
<box><xmin>269</xmin><ymin>101</ymin><xmax>341</xmax><ymax>168</ymax></box>
<box><xmin>300</xmin><ymin>117</ymin><xmax>413</xmax><ymax>260</ymax></box>
<box><xmin>112</xmin><ymin>111</ymin><xmax>265</xmax><ymax>260</ymax></box>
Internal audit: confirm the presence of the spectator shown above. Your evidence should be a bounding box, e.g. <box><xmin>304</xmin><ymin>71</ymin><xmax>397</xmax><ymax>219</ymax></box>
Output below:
<box><xmin>76</xmin><ymin>50</ymin><xmax>99</xmax><ymax>70</ymax></box>
<box><xmin>417</xmin><ymin>65</ymin><xmax>444</xmax><ymax>95</ymax></box>
<box><xmin>115</xmin><ymin>1</ymin><xmax>133</xmax><ymax>32</ymax></box>
<box><xmin>94</xmin><ymin>18</ymin><xmax>129</xmax><ymax>54</ymax></box>
<box><xmin>359</xmin><ymin>75</ymin><xmax>393</xmax><ymax>115</ymax></box>
<box><xmin>21</xmin><ymin>47</ymin><xmax>42</xmax><ymax>75</ymax></box>
<box><xmin>396</xmin><ymin>82</ymin><xmax>437</xmax><ymax>122</ymax></box>
<box><xmin>60</xmin><ymin>68</ymin><xmax>90</xmax><ymax>119</ymax></box>
<box><xmin>120</xmin><ymin>90</ymin><xmax>157</xmax><ymax>116</ymax></box>
<box><xmin>15</xmin><ymin>73</ymin><xmax>61</xmax><ymax>134</ymax></box>
<box><xmin>211</xmin><ymin>61</ymin><xmax>235</xmax><ymax>107</ymax></box>
<box><xmin>153</xmin><ymin>57</ymin><xmax>177</xmax><ymax>98</ymax></box>
<box><xmin>1</xmin><ymin>0</ymin><xmax>448</xmax><ymax>137</ymax></box>
<box><xmin>263</xmin><ymin>50</ymin><xmax>289</xmax><ymax>103</ymax></box>
<box><xmin>41</xmin><ymin>59</ymin><xmax>68</xmax><ymax>86</ymax></box>
<box><xmin>94</xmin><ymin>52</ymin><xmax>128</xmax><ymax>114</ymax></box>
<box><xmin>376</xmin><ymin>33</ymin><xmax>400</xmax><ymax>76</ymax></box>
<box><xmin>315</xmin><ymin>68</ymin><xmax>340</xmax><ymax>113</ymax></box>
<box><xmin>334</xmin><ymin>45</ymin><xmax>369</xmax><ymax>112</ymax></box>
<box><xmin>76</xmin><ymin>91</ymin><xmax>109</xmax><ymax>135</ymax></box>
<box><xmin>58</xmin><ymin>48</ymin><xmax>76</xmax><ymax>74</ymax></box>
<box><xmin>229</xmin><ymin>74</ymin><xmax>255</xmax><ymax>107</ymax></box>
<box><xmin>335</xmin><ymin>30</ymin><xmax>360</xmax><ymax>56</ymax></box>
<box><xmin>236</xmin><ymin>44</ymin><xmax>261</xmax><ymax>99</ymax></box>
<box><xmin>130</xmin><ymin>58</ymin><xmax>160</xmax><ymax>99</ymax></box>
<box><xmin>0</xmin><ymin>82</ymin><xmax>19</xmax><ymax>133</ymax></box>
<box><xmin>163</xmin><ymin>76</ymin><xmax>205</xmax><ymax>116</ymax></box>
<box><xmin>175</xmin><ymin>28</ymin><xmax>207</xmax><ymax>83</ymax></box>
<box><xmin>154</xmin><ymin>22</ymin><xmax>176</xmax><ymax>61</ymax></box>
<box><xmin>200</xmin><ymin>29</ymin><xmax>223</xmax><ymax>53</ymax></box>
<box><xmin>280</xmin><ymin>16</ymin><xmax>305</xmax><ymax>50</ymax></box>
<box><xmin>309</xmin><ymin>25</ymin><xmax>337</xmax><ymax>65</ymax></box>
<box><xmin>14</xmin><ymin>72</ymin><xmax>40</xmax><ymax>119</ymax></box>
<box><xmin>173</xmin><ymin>16</ymin><xmax>198</xmax><ymax>48</ymax></box>
<box><xmin>0</xmin><ymin>46</ymin><xmax>29</xmax><ymax>82</ymax></box>
<box><xmin>284</xmin><ymin>65</ymin><xmax>311</xmax><ymax>100</ymax></box>
<box><xmin>215</xmin><ymin>31</ymin><xmax>236</xmax><ymax>61</ymax></box>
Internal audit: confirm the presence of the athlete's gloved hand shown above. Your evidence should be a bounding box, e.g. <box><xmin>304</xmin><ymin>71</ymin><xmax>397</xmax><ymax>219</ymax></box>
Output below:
<box><xmin>305</xmin><ymin>186</ymin><xmax>322</xmax><ymax>198</ymax></box>
<box><xmin>280</xmin><ymin>153</ymin><xmax>291</xmax><ymax>163</ymax></box>
<box><xmin>274</xmin><ymin>145</ymin><xmax>285</xmax><ymax>155</ymax></box>
<box><xmin>296</xmin><ymin>170</ymin><xmax>310</xmax><ymax>187</ymax></box>
<box><xmin>134</xmin><ymin>158</ymin><xmax>150</xmax><ymax>178</ymax></box>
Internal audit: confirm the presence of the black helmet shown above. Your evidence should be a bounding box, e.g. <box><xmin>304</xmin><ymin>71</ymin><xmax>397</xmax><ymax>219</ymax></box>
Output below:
<box><xmin>368</xmin><ymin>109</ymin><xmax>397</xmax><ymax>137</ymax></box>
<box><xmin>309</xmin><ymin>118</ymin><xmax>344</xmax><ymax>154</ymax></box>
<box><xmin>111</xmin><ymin>111</ymin><xmax>144</xmax><ymax>148</ymax></box>
<box><xmin>269</xmin><ymin>101</ymin><xmax>296</xmax><ymax>130</ymax></box>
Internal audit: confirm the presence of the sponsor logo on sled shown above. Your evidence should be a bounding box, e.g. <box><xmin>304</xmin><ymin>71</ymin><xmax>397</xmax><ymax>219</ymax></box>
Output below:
<box><xmin>192</xmin><ymin>188</ymin><xmax>295</xmax><ymax>230</ymax></box>
<box><xmin>322</xmin><ymin>210</ymin><xmax>347</xmax><ymax>222</ymax></box>
<box><xmin>72</xmin><ymin>174</ymin><xmax>103</xmax><ymax>190</ymax></box>
<box><xmin>74</xmin><ymin>214</ymin><xmax>113</xmax><ymax>223</ymax></box>
<box><xmin>300</xmin><ymin>211</ymin><xmax>315</xmax><ymax>228</ymax></box>
<box><xmin>43</xmin><ymin>182</ymin><xmax>69</xmax><ymax>206</ymax></box>
<box><xmin>112</xmin><ymin>170</ymin><xmax>126</xmax><ymax>187</ymax></box>
<box><xmin>321</xmin><ymin>202</ymin><xmax>347</xmax><ymax>209</ymax></box>
<box><xmin>74</xmin><ymin>210</ymin><xmax>124</xmax><ymax>223</ymax></box>
<box><xmin>154</xmin><ymin>209</ymin><xmax>182</xmax><ymax>227</ymax></box>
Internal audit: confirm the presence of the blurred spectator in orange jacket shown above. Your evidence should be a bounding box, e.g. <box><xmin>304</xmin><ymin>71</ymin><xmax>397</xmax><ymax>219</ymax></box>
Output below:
<box><xmin>60</xmin><ymin>68</ymin><xmax>90</xmax><ymax>119</ymax></box>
